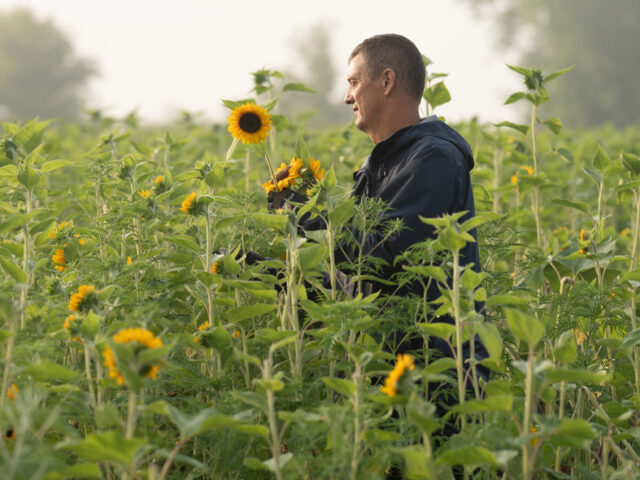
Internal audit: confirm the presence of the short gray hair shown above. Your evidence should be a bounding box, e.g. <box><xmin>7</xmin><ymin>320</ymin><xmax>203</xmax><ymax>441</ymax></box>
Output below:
<box><xmin>350</xmin><ymin>34</ymin><xmax>425</xmax><ymax>102</ymax></box>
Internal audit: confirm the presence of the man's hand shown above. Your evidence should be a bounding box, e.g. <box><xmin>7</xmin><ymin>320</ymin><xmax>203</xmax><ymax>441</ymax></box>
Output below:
<box><xmin>267</xmin><ymin>188</ymin><xmax>308</xmax><ymax>210</ymax></box>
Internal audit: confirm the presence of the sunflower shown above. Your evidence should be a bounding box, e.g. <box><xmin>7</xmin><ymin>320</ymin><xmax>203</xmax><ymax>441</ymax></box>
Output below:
<box><xmin>227</xmin><ymin>102</ymin><xmax>272</xmax><ymax>144</ymax></box>
<box><xmin>68</xmin><ymin>285</ymin><xmax>97</xmax><ymax>312</ymax></box>
<box><xmin>194</xmin><ymin>321</ymin><xmax>211</xmax><ymax>344</ymax></box>
<box><xmin>180</xmin><ymin>192</ymin><xmax>198</xmax><ymax>214</ymax></box>
<box><xmin>211</xmin><ymin>261</ymin><xmax>219</xmax><ymax>274</ymax></box>
<box><xmin>309</xmin><ymin>158</ymin><xmax>325</xmax><ymax>181</ymax></box>
<box><xmin>154</xmin><ymin>175</ymin><xmax>164</xmax><ymax>184</ymax></box>
<box><xmin>103</xmin><ymin>327</ymin><xmax>163</xmax><ymax>385</ymax></box>
<box><xmin>262</xmin><ymin>157</ymin><xmax>303</xmax><ymax>193</ymax></box>
<box><xmin>380</xmin><ymin>353</ymin><xmax>415</xmax><ymax>397</ymax></box>
<box><xmin>114</xmin><ymin>327</ymin><xmax>163</xmax><ymax>349</ymax></box>
<box><xmin>49</xmin><ymin>221</ymin><xmax>69</xmax><ymax>240</ymax></box>
<box><xmin>52</xmin><ymin>248</ymin><xmax>66</xmax><ymax>272</ymax></box>
<box><xmin>139</xmin><ymin>189</ymin><xmax>151</xmax><ymax>198</ymax></box>
<box><xmin>521</xmin><ymin>165</ymin><xmax>534</xmax><ymax>175</ymax></box>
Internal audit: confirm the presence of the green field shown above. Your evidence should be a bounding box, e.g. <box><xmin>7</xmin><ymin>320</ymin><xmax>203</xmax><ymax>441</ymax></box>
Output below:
<box><xmin>1</xmin><ymin>66</ymin><xmax>640</xmax><ymax>479</ymax></box>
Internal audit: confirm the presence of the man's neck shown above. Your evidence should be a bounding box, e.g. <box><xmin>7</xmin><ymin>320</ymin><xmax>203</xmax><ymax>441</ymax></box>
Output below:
<box><xmin>369</xmin><ymin>108</ymin><xmax>421</xmax><ymax>144</ymax></box>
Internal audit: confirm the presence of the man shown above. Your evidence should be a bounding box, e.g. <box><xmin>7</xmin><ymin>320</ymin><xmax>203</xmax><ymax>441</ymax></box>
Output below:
<box><xmin>340</xmin><ymin>34</ymin><xmax>485</xmax><ymax>479</ymax></box>
<box><xmin>266</xmin><ymin>34</ymin><xmax>485</xmax><ymax>476</ymax></box>
<box><xmin>340</xmin><ymin>33</ymin><xmax>480</xmax><ymax>286</ymax></box>
<box><xmin>275</xmin><ymin>34</ymin><xmax>483</xmax><ymax>356</ymax></box>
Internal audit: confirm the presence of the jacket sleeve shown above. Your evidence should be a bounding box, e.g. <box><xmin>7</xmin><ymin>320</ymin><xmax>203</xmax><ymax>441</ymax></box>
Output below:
<box><xmin>335</xmin><ymin>141</ymin><xmax>471</xmax><ymax>271</ymax></box>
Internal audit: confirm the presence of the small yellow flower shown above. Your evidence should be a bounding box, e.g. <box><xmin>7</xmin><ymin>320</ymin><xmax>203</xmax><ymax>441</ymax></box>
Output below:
<box><xmin>180</xmin><ymin>192</ymin><xmax>198</xmax><ymax>214</ymax></box>
<box><xmin>52</xmin><ymin>248</ymin><xmax>66</xmax><ymax>272</ymax></box>
<box><xmin>68</xmin><ymin>285</ymin><xmax>97</xmax><ymax>312</ymax></box>
<box><xmin>49</xmin><ymin>221</ymin><xmax>69</xmax><ymax>239</ymax></box>
<box><xmin>102</xmin><ymin>347</ymin><xmax>125</xmax><ymax>385</ymax></box>
<box><xmin>309</xmin><ymin>158</ymin><xmax>325</xmax><ymax>181</ymax></box>
<box><xmin>63</xmin><ymin>314</ymin><xmax>75</xmax><ymax>331</ymax></box>
<box><xmin>521</xmin><ymin>165</ymin><xmax>534</xmax><ymax>176</ymax></box>
<box><xmin>579</xmin><ymin>228</ymin><xmax>590</xmax><ymax>254</ymax></box>
<box><xmin>227</xmin><ymin>102</ymin><xmax>272</xmax><ymax>144</ymax></box>
<box><xmin>127</xmin><ymin>256</ymin><xmax>132</xmax><ymax>265</ymax></box>
<box><xmin>511</xmin><ymin>175</ymin><xmax>518</xmax><ymax>189</ymax></box>
<box><xmin>139</xmin><ymin>189</ymin><xmax>151</xmax><ymax>198</ymax></box>
<box><xmin>154</xmin><ymin>175</ymin><xmax>164</xmax><ymax>184</ymax></box>
<box><xmin>195</xmin><ymin>321</ymin><xmax>211</xmax><ymax>344</ymax></box>
<box><xmin>74</xmin><ymin>233</ymin><xmax>85</xmax><ymax>245</ymax></box>
<box><xmin>7</xmin><ymin>384</ymin><xmax>18</xmax><ymax>401</ymax></box>
<box><xmin>211</xmin><ymin>262</ymin><xmax>218</xmax><ymax>274</ymax></box>
<box><xmin>381</xmin><ymin>354</ymin><xmax>415</xmax><ymax>397</ymax></box>
<box><xmin>530</xmin><ymin>427</ymin><xmax>539</xmax><ymax>447</ymax></box>
<box><xmin>232</xmin><ymin>329</ymin><xmax>241</xmax><ymax>339</ymax></box>
<box><xmin>621</xmin><ymin>227</ymin><xmax>631</xmax><ymax>238</ymax></box>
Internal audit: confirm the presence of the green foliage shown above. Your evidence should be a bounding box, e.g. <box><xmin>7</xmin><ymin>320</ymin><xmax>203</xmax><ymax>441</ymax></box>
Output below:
<box><xmin>2</xmin><ymin>58</ymin><xmax>640</xmax><ymax>479</ymax></box>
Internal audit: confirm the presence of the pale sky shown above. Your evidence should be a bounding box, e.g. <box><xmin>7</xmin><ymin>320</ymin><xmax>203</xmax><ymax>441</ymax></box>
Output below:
<box><xmin>0</xmin><ymin>0</ymin><xmax>523</xmax><ymax>125</ymax></box>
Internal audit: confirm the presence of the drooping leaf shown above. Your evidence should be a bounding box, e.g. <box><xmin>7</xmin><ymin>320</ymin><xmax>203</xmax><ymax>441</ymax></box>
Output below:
<box><xmin>227</xmin><ymin>304</ymin><xmax>277</xmax><ymax>323</ymax></box>
<box><xmin>283</xmin><ymin>82</ymin><xmax>315</xmax><ymax>93</ymax></box>
<box><xmin>321</xmin><ymin>377</ymin><xmax>356</xmax><ymax>397</ymax></box>
<box><xmin>64</xmin><ymin>431</ymin><xmax>147</xmax><ymax>468</ymax></box>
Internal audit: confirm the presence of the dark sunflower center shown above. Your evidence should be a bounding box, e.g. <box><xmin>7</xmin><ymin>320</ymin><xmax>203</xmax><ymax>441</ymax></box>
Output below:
<box><xmin>239</xmin><ymin>113</ymin><xmax>262</xmax><ymax>133</ymax></box>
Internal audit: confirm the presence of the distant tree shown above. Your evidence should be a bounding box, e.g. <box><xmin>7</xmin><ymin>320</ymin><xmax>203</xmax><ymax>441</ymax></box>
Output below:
<box><xmin>277</xmin><ymin>21</ymin><xmax>352</xmax><ymax>128</ymax></box>
<box><xmin>0</xmin><ymin>8</ymin><xmax>95</xmax><ymax>120</ymax></box>
<box><xmin>461</xmin><ymin>0</ymin><xmax>640</xmax><ymax>127</ymax></box>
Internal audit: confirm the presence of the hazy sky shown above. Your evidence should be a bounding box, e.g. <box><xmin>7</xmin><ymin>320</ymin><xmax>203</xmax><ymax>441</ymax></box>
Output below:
<box><xmin>0</xmin><ymin>0</ymin><xmax>523</xmax><ymax>125</ymax></box>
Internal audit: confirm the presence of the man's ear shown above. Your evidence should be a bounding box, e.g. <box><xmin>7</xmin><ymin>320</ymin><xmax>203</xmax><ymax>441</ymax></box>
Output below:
<box><xmin>382</xmin><ymin>68</ymin><xmax>396</xmax><ymax>95</ymax></box>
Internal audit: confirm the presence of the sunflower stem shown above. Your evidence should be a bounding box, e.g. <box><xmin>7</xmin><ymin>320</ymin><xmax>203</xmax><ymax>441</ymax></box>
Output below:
<box><xmin>0</xmin><ymin>317</ymin><xmax>16</xmax><ymax>411</ymax></box>
<box><xmin>125</xmin><ymin>389</ymin><xmax>137</xmax><ymax>439</ymax></box>
<box><xmin>84</xmin><ymin>342</ymin><xmax>96</xmax><ymax>411</ymax></box>
<box><xmin>451</xmin><ymin>250</ymin><xmax>466</xmax><ymax>430</ymax></box>
<box><xmin>264</xmin><ymin>147</ymin><xmax>279</xmax><ymax>193</ymax></box>
<box><xmin>522</xmin><ymin>343</ymin><xmax>535</xmax><ymax>480</ymax></box>
<box><xmin>244</xmin><ymin>150</ymin><xmax>251</xmax><ymax>192</ymax></box>
<box><xmin>204</xmin><ymin>212</ymin><xmax>214</xmax><ymax>327</ymax></box>
<box><xmin>349</xmin><ymin>361</ymin><xmax>363</xmax><ymax>480</ymax></box>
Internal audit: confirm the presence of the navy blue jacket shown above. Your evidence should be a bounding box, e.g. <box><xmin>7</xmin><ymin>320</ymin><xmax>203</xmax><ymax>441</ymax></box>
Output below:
<box><xmin>335</xmin><ymin>116</ymin><xmax>481</xmax><ymax>291</ymax></box>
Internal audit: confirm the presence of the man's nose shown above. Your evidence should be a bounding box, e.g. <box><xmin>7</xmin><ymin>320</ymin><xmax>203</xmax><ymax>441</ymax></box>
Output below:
<box><xmin>344</xmin><ymin>90</ymin><xmax>353</xmax><ymax>104</ymax></box>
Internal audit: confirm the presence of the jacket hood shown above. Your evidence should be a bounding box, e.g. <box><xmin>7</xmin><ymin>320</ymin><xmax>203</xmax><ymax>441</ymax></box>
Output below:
<box><xmin>367</xmin><ymin>116</ymin><xmax>475</xmax><ymax>171</ymax></box>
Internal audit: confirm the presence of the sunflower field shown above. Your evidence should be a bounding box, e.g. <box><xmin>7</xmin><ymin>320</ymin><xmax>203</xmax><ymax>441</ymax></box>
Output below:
<box><xmin>1</xmin><ymin>64</ymin><xmax>640</xmax><ymax>480</ymax></box>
